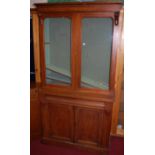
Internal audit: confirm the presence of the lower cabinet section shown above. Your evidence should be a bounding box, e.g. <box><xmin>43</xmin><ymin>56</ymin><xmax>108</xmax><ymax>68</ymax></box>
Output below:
<box><xmin>41</xmin><ymin>96</ymin><xmax>112</xmax><ymax>152</ymax></box>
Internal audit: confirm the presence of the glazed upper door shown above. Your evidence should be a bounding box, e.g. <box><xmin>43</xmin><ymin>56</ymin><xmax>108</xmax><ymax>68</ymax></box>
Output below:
<box><xmin>77</xmin><ymin>13</ymin><xmax>116</xmax><ymax>93</ymax></box>
<box><xmin>80</xmin><ymin>17</ymin><xmax>113</xmax><ymax>90</ymax></box>
<box><xmin>44</xmin><ymin>17</ymin><xmax>72</xmax><ymax>86</ymax></box>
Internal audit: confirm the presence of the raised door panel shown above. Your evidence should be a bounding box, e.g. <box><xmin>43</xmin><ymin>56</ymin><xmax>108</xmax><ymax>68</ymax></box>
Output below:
<box><xmin>75</xmin><ymin>107</ymin><xmax>103</xmax><ymax>146</ymax></box>
<box><xmin>48</xmin><ymin>102</ymin><xmax>74</xmax><ymax>141</ymax></box>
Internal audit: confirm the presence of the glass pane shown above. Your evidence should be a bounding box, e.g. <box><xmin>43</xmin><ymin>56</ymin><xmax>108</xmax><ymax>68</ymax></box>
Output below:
<box><xmin>44</xmin><ymin>18</ymin><xmax>71</xmax><ymax>85</ymax></box>
<box><xmin>81</xmin><ymin>18</ymin><xmax>113</xmax><ymax>90</ymax></box>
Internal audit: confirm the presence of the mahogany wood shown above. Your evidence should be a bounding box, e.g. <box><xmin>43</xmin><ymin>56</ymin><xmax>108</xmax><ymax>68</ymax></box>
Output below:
<box><xmin>111</xmin><ymin>8</ymin><xmax>124</xmax><ymax>134</ymax></box>
<box><xmin>30</xmin><ymin>9</ymin><xmax>42</xmax><ymax>140</ymax></box>
<box><xmin>39</xmin><ymin>13</ymin><xmax>73</xmax><ymax>89</ymax></box>
<box><xmin>40</xmin><ymin>95</ymin><xmax>113</xmax><ymax>150</ymax></box>
<box><xmin>35</xmin><ymin>2</ymin><xmax>122</xmax><ymax>13</ymax></box>
<box><xmin>41</xmin><ymin>137</ymin><xmax>108</xmax><ymax>155</ymax></box>
<box><xmin>30</xmin><ymin>87</ymin><xmax>42</xmax><ymax>140</ymax></box>
<box><xmin>75</xmin><ymin>108</ymin><xmax>103</xmax><ymax>146</ymax></box>
<box><xmin>31</xmin><ymin>9</ymin><xmax>41</xmax><ymax>84</ymax></box>
<box><xmin>37</xmin><ymin>4</ymin><xmax>122</xmax><ymax>101</ymax></box>
<box><xmin>73</xmin><ymin>13</ymin><xmax>81</xmax><ymax>89</ymax></box>
<box><xmin>48</xmin><ymin>103</ymin><xmax>74</xmax><ymax>141</ymax></box>
<box><xmin>34</xmin><ymin>2</ymin><xmax>123</xmax><ymax>153</ymax></box>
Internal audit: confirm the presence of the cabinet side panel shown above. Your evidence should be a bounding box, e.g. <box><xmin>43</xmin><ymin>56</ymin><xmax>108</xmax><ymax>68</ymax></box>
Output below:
<box><xmin>30</xmin><ymin>88</ymin><xmax>42</xmax><ymax>140</ymax></box>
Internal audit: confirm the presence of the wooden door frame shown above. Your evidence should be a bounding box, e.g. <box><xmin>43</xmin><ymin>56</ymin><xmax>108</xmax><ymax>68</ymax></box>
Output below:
<box><xmin>39</xmin><ymin>13</ymin><xmax>75</xmax><ymax>90</ymax></box>
<box><xmin>76</xmin><ymin>12</ymin><xmax>119</xmax><ymax>94</ymax></box>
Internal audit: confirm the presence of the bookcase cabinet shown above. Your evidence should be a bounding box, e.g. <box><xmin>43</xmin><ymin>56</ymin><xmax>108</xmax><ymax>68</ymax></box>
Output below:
<box><xmin>34</xmin><ymin>2</ymin><xmax>123</xmax><ymax>153</ymax></box>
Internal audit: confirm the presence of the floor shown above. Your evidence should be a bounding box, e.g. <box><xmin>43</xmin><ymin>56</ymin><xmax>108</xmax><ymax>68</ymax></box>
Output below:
<box><xmin>30</xmin><ymin>140</ymin><xmax>102</xmax><ymax>155</ymax></box>
<box><xmin>109</xmin><ymin>136</ymin><xmax>124</xmax><ymax>155</ymax></box>
<box><xmin>30</xmin><ymin>136</ymin><xmax>124</xmax><ymax>155</ymax></box>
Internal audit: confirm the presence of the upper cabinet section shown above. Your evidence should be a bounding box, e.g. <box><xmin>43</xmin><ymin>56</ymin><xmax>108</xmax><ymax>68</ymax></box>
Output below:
<box><xmin>36</xmin><ymin>2</ymin><xmax>123</xmax><ymax>100</ymax></box>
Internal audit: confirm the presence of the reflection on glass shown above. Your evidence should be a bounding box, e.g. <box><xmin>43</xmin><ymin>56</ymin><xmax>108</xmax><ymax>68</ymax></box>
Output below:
<box><xmin>44</xmin><ymin>18</ymin><xmax>71</xmax><ymax>85</ymax></box>
<box><xmin>81</xmin><ymin>18</ymin><xmax>113</xmax><ymax>90</ymax></box>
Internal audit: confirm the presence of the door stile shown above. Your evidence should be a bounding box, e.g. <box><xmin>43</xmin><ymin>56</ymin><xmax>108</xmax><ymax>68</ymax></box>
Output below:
<box><xmin>71</xmin><ymin>14</ymin><xmax>82</xmax><ymax>90</ymax></box>
<box><xmin>39</xmin><ymin>16</ymin><xmax>46</xmax><ymax>87</ymax></box>
<box><xmin>109</xmin><ymin>15</ymin><xmax>119</xmax><ymax>91</ymax></box>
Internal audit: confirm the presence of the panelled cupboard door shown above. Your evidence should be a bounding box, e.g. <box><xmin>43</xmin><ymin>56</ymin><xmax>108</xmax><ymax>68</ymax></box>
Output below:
<box><xmin>75</xmin><ymin>106</ymin><xmax>112</xmax><ymax>147</ymax></box>
<box><xmin>43</xmin><ymin>102</ymin><xmax>74</xmax><ymax>141</ymax></box>
<box><xmin>48</xmin><ymin>103</ymin><xmax>74</xmax><ymax>141</ymax></box>
<box><xmin>41</xmin><ymin>96</ymin><xmax>112</xmax><ymax>147</ymax></box>
<box><xmin>75</xmin><ymin>108</ymin><xmax>103</xmax><ymax>146</ymax></box>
